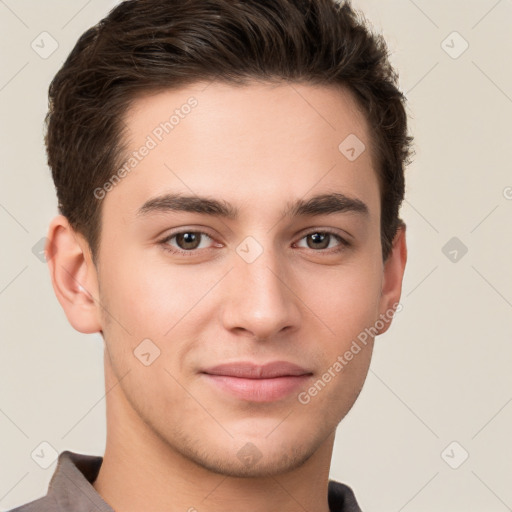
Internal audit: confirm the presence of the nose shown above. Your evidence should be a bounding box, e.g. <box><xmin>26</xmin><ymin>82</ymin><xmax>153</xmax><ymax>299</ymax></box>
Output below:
<box><xmin>220</xmin><ymin>243</ymin><xmax>301</xmax><ymax>340</ymax></box>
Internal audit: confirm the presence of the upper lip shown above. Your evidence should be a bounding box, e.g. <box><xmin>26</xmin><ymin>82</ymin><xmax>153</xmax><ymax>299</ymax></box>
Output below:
<box><xmin>202</xmin><ymin>361</ymin><xmax>312</xmax><ymax>379</ymax></box>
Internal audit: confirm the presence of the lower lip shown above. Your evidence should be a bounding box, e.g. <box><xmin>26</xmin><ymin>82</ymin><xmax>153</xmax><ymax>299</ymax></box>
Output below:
<box><xmin>201</xmin><ymin>374</ymin><xmax>312</xmax><ymax>402</ymax></box>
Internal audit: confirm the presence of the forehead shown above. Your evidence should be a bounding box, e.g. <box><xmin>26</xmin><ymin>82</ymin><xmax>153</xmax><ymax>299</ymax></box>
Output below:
<box><xmin>105</xmin><ymin>81</ymin><xmax>379</xmax><ymax>222</ymax></box>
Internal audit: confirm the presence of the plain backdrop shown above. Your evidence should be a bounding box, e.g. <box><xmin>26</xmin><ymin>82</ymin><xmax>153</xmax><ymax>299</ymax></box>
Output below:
<box><xmin>1</xmin><ymin>1</ymin><xmax>511</xmax><ymax>511</ymax></box>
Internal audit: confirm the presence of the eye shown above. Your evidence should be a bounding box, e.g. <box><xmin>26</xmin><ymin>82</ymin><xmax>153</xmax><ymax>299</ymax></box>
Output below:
<box><xmin>160</xmin><ymin>230</ymin><xmax>218</xmax><ymax>255</ymax></box>
<box><xmin>295</xmin><ymin>231</ymin><xmax>351</xmax><ymax>252</ymax></box>
<box><xmin>158</xmin><ymin>228</ymin><xmax>351</xmax><ymax>257</ymax></box>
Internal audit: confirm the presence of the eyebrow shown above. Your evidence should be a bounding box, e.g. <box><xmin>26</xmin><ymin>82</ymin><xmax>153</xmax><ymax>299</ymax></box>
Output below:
<box><xmin>136</xmin><ymin>192</ymin><xmax>369</xmax><ymax>220</ymax></box>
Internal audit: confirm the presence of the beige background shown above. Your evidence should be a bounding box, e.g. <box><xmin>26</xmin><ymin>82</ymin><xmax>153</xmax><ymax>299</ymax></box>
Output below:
<box><xmin>1</xmin><ymin>1</ymin><xmax>511</xmax><ymax>511</ymax></box>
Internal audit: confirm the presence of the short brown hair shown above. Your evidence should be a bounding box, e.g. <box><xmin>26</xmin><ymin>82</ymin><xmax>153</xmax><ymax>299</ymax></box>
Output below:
<box><xmin>45</xmin><ymin>0</ymin><xmax>414</xmax><ymax>264</ymax></box>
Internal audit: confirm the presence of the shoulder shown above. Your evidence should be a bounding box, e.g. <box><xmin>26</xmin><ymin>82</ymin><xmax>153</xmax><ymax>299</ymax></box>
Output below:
<box><xmin>7</xmin><ymin>493</ymin><xmax>59</xmax><ymax>512</ymax></box>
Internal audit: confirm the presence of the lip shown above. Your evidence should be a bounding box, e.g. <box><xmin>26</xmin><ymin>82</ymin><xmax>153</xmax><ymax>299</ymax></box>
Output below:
<box><xmin>200</xmin><ymin>361</ymin><xmax>313</xmax><ymax>402</ymax></box>
<box><xmin>202</xmin><ymin>361</ymin><xmax>311</xmax><ymax>379</ymax></box>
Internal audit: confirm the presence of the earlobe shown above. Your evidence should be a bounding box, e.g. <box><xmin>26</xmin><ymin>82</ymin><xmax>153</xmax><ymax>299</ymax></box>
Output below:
<box><xmin>46</xmin><ymin>215</ymin><xmax>103</xmax><ymax>334</ymax></box>
<box><xmin>376</xmin><ymin>224</ymin><xmax>407</xmax><ymax>336</ymax></box>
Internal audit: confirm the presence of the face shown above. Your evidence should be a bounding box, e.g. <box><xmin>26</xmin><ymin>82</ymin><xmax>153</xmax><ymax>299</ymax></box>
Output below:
<box><xmin>88</xmin><ymin>81</ymin><xmax>402</xmax><ymax>476</ymax></box>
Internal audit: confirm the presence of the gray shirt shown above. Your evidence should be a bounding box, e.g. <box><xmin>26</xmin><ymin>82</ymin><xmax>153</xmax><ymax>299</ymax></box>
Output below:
<box><xmin>8</xmin><ymin>451</ymin><xmax>362</xmax><ymax>512</ymax></box>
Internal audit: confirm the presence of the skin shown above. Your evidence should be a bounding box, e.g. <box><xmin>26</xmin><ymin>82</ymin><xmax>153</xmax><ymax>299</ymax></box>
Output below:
<box><xmin>46</xmin><ymin>81</ymin><xmax>407</xmax><ymax>512</ymax></box>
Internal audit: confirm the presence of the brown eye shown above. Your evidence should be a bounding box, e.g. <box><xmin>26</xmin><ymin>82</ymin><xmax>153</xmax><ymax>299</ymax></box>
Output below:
<box><xmin>295</xmin><ymin>231</ymin><xmax>350</xmax><ymax>252</ymax></box>
<box><xmin>161</xmin><ymin>230</ymin><xmax>216</xmax><ymax>255</ymax></box>
<box><xmin>306</xmin><ymin>232</ymin><xmax>330</xmax><ymax>249</ymax></box>
<box><xmin>175</xmin><ymin>232</ymin><xmax>202</xmax><ymax>250</ymax></box>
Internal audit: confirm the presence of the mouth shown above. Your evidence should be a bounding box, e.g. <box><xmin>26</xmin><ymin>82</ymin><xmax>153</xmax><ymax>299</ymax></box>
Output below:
<box><xmin>200</xmin><ymin>361</ymin><xmax>313</xmax><ymax>402</ymax></box>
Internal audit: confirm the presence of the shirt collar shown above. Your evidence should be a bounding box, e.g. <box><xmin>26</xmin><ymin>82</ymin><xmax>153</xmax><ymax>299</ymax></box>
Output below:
<box><xmin>47</xmin><ymin>450</ymin><xmax>113</xmax><ymax>512</ymax></box>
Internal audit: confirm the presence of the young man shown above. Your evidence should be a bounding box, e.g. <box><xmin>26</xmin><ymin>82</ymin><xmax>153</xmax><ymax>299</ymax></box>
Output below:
<box><xmin>11</xmin><ymin>0</ymin><xmax>412</xmax><ymax>510</ymax></box>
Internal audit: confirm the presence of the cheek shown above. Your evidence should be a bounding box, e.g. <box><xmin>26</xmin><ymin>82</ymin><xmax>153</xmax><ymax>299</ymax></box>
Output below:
<box><xmin>102</xmin><ymin>252</ymin><xmax>171</xmax><ymax>320</ymax></box>
<box><xmin>299</xmin><ymin>257</ymin><xmax>382</xmax><ymax>341</ymax></box>
<box><xmin>99</xmin><ymin>253</ymin><xmax>220</xmax><ymax>343</ymax></box>
<box><xmin>305</xmin><ymin>265</ymin><xmax>379</xmax><ymax>409</ymax></box>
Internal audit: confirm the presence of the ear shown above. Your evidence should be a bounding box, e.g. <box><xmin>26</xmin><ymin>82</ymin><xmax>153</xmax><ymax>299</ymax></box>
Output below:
<box><xmin>45</xmin><ymin>215</ymin><xmax>103</xmax><ymax>334</ymax></box>
<box><xmin>376</xmin><ymin>224</ymin><xmax>407</xmax><ymax>335</ymax></box>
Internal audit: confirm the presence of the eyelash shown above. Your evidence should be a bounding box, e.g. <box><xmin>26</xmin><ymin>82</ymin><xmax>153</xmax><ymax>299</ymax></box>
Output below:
<box><xmin>158</xmin><ymin>229</ymin><xmax>351</xmax><ymax>256</ymax></box>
